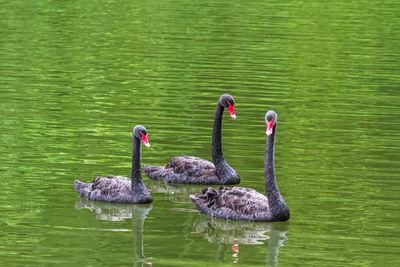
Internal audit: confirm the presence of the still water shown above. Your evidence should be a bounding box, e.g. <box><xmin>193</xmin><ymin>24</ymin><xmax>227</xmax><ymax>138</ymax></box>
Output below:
<box><xmin>1</xmin><ymin>0</ymin><xmax>400</xmax><ymax>266</ymax></box>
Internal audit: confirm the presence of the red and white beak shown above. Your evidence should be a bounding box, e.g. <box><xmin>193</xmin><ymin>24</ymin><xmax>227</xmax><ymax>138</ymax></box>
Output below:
<box><xmin>227</xmin><ymin>102</ymin><xmax>236</xmax><ymax>119</ymax></box>
<box><xmin>141</xmin><ymin>133</ymin><xmax>150</xmax><ymax>147</ymax></box>
<box><xmin>266</xmin><ymin>119</ymin><xmax>274</xmax><ymax>136</ymax></box>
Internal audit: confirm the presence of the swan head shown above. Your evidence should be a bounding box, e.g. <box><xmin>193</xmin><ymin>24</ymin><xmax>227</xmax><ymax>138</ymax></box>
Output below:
<box><xmin>265</xmin><ymin>110</ymin><xmax>277</xmax><ymax>136</ymax></box>
<box><xmin>133</xmin><ymin>125</ymin><xmax>150</xmax><ymax>147</ymax></box>
<box><xmin>219</xmin><ymin>94</ymin><xmax>236</xmax><ymax>119</ymax></box>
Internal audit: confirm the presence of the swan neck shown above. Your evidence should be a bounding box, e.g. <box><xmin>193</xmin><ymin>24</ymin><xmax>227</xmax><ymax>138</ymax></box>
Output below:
<box><xmin>264</xmin><ymin>124</ymin><xmax>290</xmax><ymax>220</ymax></box>
<box><xmin>131</xmin><ymin>136</ymin><xmax>143</xmax><ymax>185</ymax></box>
<box><xmin>212</xmin><ymin>102</ymin><xmax>225</xmax><ymax>164</ymax></box>
<box><xmin>265</xmin><ymin>126</ymin><xmax>283</xmax><ymax>204</ymax></box>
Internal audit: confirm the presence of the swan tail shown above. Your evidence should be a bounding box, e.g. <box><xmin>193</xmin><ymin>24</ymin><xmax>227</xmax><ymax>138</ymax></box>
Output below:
<box><xmin>189</xmin><ymin>194</ymin><xmax>204</xmax><ymax>210</ymax></box>
<box><xmin>190</xmin><ymin>187</ymin><xmax>218</xmax><ymax>214</ymax></box>
<box><xmin>143</xmin><ymin>165</ymin><xmax>165</xmax><ymax>180</ymax></box>
<box><xmin>74</xmin><ymin>180</ymin><xmax>91</xmax><ymax>198</ymax></box>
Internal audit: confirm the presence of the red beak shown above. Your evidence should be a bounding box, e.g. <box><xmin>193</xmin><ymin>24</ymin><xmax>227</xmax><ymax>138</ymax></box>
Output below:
<box><xmin>232</xmin><ymin>244</ymin><xmax>239</xmax><ymax>253</ymax></box>
<box><xmin>141</xmin><ymin>133</ymin><xmax>150</xmax><ymax>147</ymax></box>
<box><xmin>266</xmin><ymin>119</ymin><xmax>274</xmax><ymax>136</ymax></box>
<box><xmin>227</xmin><ymin>102</ymin><xmax>236</xmax><ymax>119</ymax></box>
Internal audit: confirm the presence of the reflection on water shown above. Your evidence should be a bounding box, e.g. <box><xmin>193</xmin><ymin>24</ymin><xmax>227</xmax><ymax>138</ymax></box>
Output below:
<box><xmin>147</xmin><ymin>176</ymin><xmax>289</xmax><ymax>266</ymax></box>
<box><xmin>75</xmin><ymin>199</ymin><xmax>153</xmax><ymax>266</ymax></box>
<box><xmin>146</xmin><ymin>180</ymin><xmax>204</xmax><ymax>206</ymax></box>
<box><xmin>75</xmin><ymin>198</ymin><xmax>138</xmax><ymax>222</ymax></box>
<box><xmin>74</xmin><ymin>194</ymin><xmax>288</xmax><ymax>266</ymax></box>
<box><xmin>191</xmin><ymin>217</ymin><xmax>289</xmax><ymax>266</ymax></box>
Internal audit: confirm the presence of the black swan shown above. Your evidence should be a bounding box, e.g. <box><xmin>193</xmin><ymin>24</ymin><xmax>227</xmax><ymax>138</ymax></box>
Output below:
<box><xmin>143</xmin><ymin>94</ymin><xmax>240</xmax><ymax>185</ymax></box>
<box><xmin>74</xmin><ymin>125</ymin><xmax>153</xmax><ymax>204</ymax></box>
<box><xmin>190</xmin><ymin>111</ymin><xmax>290</xmax><ymax>222</ymax></box>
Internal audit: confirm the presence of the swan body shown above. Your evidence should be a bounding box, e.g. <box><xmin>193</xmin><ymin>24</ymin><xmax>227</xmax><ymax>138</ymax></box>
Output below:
<box><xmin>190</xmin><ymin>111</ymin><xmax>290</xmax><ymax>222</ymax></box>
<box><xmin>144</xmin><ymin>94</ymin><xmax>240</xmax><ymax>185</ymax></box>
<box><xmin>74</xmin><ymin>175</ymin><xmax>152</xmax><ymax>204</ymax></box>
<box><xmin>190</xmin><ymin>186</ymin><xmax>272</xmax><ymax>221</ymax></box>
<box><xmin>74</xmin><ymin>125</ymin><xmax>153</xmax><ymax>204</ymax></box>
<box><xmin>143</xmin><ymin>156</ymin><xmax>238</xmax><ymax>185</ymax></box>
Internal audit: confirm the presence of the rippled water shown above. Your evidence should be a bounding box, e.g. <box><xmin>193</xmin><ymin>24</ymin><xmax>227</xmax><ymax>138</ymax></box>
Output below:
<box><xmin>1</xmin><ymin>0</ymin><xmax>400</xmax><ymax>266</ymax></box>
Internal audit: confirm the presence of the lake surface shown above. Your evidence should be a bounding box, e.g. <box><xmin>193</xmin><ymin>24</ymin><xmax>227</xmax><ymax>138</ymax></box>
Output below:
<box><xmin>1</xmin><ymin>0</ymin><xmax>400</xmax><ymax>266</ymax></box>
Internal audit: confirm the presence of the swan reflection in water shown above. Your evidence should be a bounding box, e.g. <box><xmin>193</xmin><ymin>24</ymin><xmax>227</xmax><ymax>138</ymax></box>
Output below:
<box><xmin>75</xmin><ymin>199</ymin><xmax>153</xmax><ymax>266</ymax></box>
<box><xmin>191</xmin><ymin>217</ymin><xmax>289</xmax><ymax>266</ymax></box>
<box><xmin>145</xmin><ymin>180</ymin><xmax>289</xmax><ymax>265</ymax></box>
<box><xmin>146</xmin><ymin>180</ymin><xmax>203</xmax><ymax>205</ymax></box>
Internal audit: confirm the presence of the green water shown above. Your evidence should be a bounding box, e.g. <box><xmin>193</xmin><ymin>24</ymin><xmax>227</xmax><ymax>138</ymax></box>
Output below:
<box><xmin>1</xmin><ymin>0</ymin><xmax>400</xmax><ymax>266</ymax></box>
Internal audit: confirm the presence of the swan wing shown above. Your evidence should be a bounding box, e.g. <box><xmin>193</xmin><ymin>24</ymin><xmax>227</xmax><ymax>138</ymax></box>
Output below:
<box><xmin>144</xmin><ymin>156</ymin><xmax>221</xmax><ymax>184</ymax></box>
<box><xmin>190</xmin><ymin>186</ymin><xmax>270</xmax><ymax>221</ymax></box>
<box><xmin>166</xmin><ymin>156</ymin><xmax>216</xmax><ymax>175</ymax></box>
<box><xmin>218</xmin><ymin>187</ymin><xmax>269</xmax><ymax>214</ymax></box>
<box><xmin>87</xmin><ymin>175</ymin><xmax>132</xmax><ymax>201</ymax></box>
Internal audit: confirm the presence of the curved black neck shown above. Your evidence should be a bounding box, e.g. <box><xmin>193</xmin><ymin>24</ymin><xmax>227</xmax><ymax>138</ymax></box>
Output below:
<box><xmin>131</xmin><ymin>136</ymin><xmax>143</xmax><ymax>187</ymax></box>
<box><xmin>265</xmin><ymin>125</ymin><xmax>289</xmax><ymax>219</ymax></box>
<box><xmin>212</xmin><ymin>102</ymin><xmax>225</xmax><ymax>164</ymax></box>
<box><xmin>210</xmin><ymin>101</ymin><xmax>239</xmax><ymax>184</ymax></box>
